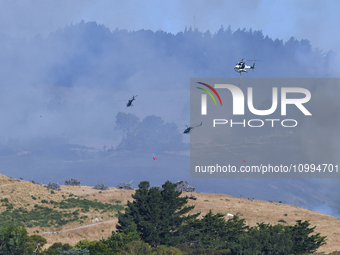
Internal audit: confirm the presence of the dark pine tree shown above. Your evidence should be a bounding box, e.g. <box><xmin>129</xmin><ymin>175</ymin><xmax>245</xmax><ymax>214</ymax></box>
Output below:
<box><xmin>116</xmin><ymin>181</ymin><xmax>198</xmax><ymax>247</ymax></box>
<box><xmin>287</xmin><ymin>220</ymin><xmax>327</xmax><ymax>254</ymax></box>
<box><xmin>181</xmin><ymin>210</ymin><xmax>248</xmax><ymax>251</ymax></box>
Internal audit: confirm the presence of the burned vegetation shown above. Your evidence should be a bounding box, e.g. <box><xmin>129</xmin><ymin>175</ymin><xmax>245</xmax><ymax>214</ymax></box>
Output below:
<box><xmin>93</xmin><ymin>184</ymin><xmax>109</xmax><ymax>191</ymax></box>
<box><xmin>64</xmin><ymin>179</ymin><xmax>81</xmax><ymax>186</ymax></box>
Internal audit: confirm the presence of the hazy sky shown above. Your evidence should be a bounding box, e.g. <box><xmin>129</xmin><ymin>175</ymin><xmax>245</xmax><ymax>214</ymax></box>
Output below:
<box><xmin>1</xmin><ymin>0</ymin><xmax>338</xmax><ymax>149</ymax></box>
<box><xmin>0</xmin><ymin>1</ymin><xmax>339</xmax><ymax>217</ymax></box>
<box><xmin>1</xmin><ymin>0</ymin><xmax>339</xmax><ymax>53</ymax></box>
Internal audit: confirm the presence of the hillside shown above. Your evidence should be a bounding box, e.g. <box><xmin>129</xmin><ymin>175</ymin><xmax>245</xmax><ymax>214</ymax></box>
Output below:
<box><xmin>0</xmin><ymin>174</ymin><xmax>339</xmax><ymax>253</ymax></box>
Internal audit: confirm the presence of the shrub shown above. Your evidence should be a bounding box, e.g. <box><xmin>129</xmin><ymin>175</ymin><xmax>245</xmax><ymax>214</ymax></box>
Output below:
<box><xmin>1</xmin><ymin>198</ymin><xmax>9</xmax><ymax>203</ymax></box>
<box><xmin>65</xmin><ymin>179</ymin><xmax>81</xmax><ymax>186</ymax></box>
<box><xmin>46</xmin><ymin>182</ymin><xmax>61</xmax><ymax>191</ymax></box>
<box><xmin>93</xmin><ymin>184</ymin><xmax>109</xmax><ymax>191</ymax></box>
<box><xmin>6</xmin><ymin>204</ymin><xmax>13</xmax><ymax>210</ymax></box>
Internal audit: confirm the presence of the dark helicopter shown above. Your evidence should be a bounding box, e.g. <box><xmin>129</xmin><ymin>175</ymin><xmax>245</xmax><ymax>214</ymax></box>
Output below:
<box><xmin>183</xmin><ymin>122</ymin><xmax>202</xmax><ymax>134</ymax></box>
<box><xmin>126</xmin><ymin>95</ymin><xmax>138</xmax><ymax>107</ymax></box>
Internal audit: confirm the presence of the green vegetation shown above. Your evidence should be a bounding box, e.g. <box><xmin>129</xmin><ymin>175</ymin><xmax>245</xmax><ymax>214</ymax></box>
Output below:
<box><xmin>110</xmin><ymin>199</ymin><xmax>122</xmax><ymax>204</ymax></box>
<box><xmin>54</xmin><ymin>197</ymin><xmax>124</xmax><ymax>213</ymax></box>
<box><xmin>42</xmin><ymin>242</ymin><xmax>89</xmax><ymax>255</ymax></box>
<box><xmin>0</xmin><ymin>226</ymin><xmax>46</xmax><ymax>254</ymax></box>
<box><xmin>117</xmin><ymin>181</ymin><xmax>198</xmax><ymax>247</ymax></box>
<box><xmin>115</xmin><ymin>181</ymin><xmax>326</xmax><ymax>254</ymax></box>
<box><xmin>0</xmin><ymin>197</ymin><xmax>124</xmax><ymax>229</ymax></box>
<box><xmin>1</xmin><ymin>198</ymin><xmax>9</xmax><ymax>203</ymax></box>
<box><xmin>0</xmin><ymin>205</ymin><xmax>80</xmax><ymax>228</ymax></box>
<box><xmin>0</xmin><ymin>180</ymin><xmax>328</xmax><ymax>254</ymax></box>
<box><xmin>6</xmin><ymin>203</ymin><xmax>14</xmax><ymax>210</ymax></box>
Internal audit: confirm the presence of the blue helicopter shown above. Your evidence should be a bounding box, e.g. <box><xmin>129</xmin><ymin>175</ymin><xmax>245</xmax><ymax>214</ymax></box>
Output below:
<box><xmin>183</xmin><ymin>122</ymin><xmax>202</xmax><ymax>134</ymax></box>
<box><xmin>126</xmin><ymin>95</ymin><xmax>138</xmax><ymax>107</ymax></box>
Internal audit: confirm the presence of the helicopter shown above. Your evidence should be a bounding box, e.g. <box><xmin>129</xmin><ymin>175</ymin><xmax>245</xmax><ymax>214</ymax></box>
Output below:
<box><xmin>126</xmin><ymin>95</ymin><xmax>138</xmax><ymax>107</ymax></box>
<box><xmin>234</xmin><ymin>59</ymin><xmax>255</xmax><ymax>74</ymax></box>
<box><xmin>183</xmin><ymin>122</ymin><xmax>202</xmax><ymax>134</ymax></box>
<box><xmin>234</xmin><ymin>59</ymin><xmax>257</xmax><ymax>86</ymax></box>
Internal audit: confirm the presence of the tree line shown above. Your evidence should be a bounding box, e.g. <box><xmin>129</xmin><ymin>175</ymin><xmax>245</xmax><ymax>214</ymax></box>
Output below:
<box><xmin>0</xmin><ymin>180</ymin><xmax>327</xmax><ymax>254</ymax></box>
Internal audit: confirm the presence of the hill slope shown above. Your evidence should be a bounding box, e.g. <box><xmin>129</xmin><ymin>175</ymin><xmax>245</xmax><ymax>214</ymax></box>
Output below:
<box><xmin>0</xmin><ymin>175</ymin><xmax>339</xmax><ymax>253</ymax></box>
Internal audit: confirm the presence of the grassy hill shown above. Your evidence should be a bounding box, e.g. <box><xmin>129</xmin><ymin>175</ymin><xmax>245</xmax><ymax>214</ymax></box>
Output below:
<box><xmin>0</xmin><ymin>174</ymin><xmax>339</xmax><ymax>253</ymax></box>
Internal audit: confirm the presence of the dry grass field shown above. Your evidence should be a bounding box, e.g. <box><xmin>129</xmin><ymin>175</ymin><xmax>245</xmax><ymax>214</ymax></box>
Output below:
<box><xmin>0</xmin><ymin>174</ymin><xmax>339</xmax><ymax>253</ymax></box>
